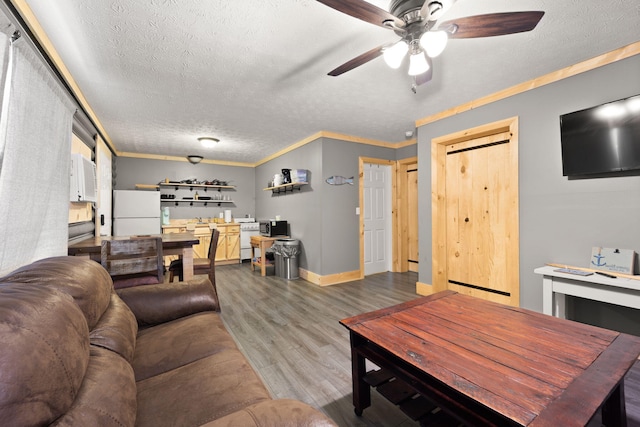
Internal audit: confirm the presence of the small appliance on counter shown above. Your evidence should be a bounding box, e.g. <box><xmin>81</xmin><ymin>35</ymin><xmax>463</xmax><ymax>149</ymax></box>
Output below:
<box><xmin>259</xmin><ymin>219</ymin><xmax>288</xmax><ymax>237</ymax></box>
<box><xmin>162</xmin><ymin>207</ymin><xmax>170</xmax><ymax>225</ymax></box>
<box><xmin>281</xmin><ymin>168</ymin><xmax>291</xmax><ymax>184</ymax></box>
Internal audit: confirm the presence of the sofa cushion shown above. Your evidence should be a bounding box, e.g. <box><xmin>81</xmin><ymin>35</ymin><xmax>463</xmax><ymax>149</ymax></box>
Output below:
<box><xmin>0</xmin><ymin>284</ymin><xmax>89</xmax><ymax>426</ymax></box>
<box><xmin>117</xmin><ymin>277</ymin><xmax>219</xmax><ymax>327</ymax></box>
<box><xmin>51</xmin><ymin>346</ymin><xmax>137</xmax><ymax>427</ymax></box>
<box><xmin>135</xmin><ymin>350</ymin><xmax>271</xmax><ymax>427</ymax></box>
<box><xmin>133</xmin><ymin>312</ymin><xmax>237</xmax><ymax>381</ymax></box>
<box><xmin>0</xmin><ymin>256</ymin><xmax>112</xmax><ymax>329</ymax></box>
<box><xmin>89</xmin><ymin>292</ymin><xmax>138</xmax><ymax>363</ymax></box>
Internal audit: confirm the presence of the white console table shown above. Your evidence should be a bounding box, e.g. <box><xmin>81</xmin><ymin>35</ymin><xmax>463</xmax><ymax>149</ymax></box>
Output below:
<box><xmin>534</xmin><ymin>266</ymin><xmax>640</xmax><ymax>318</ymax></box>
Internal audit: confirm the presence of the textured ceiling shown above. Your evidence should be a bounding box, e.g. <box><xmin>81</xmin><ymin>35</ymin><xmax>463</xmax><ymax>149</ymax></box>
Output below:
<box><xmin>19</xmin><ymin>0</ymin><xmax>640</xmax><ymax>164</ymax></box>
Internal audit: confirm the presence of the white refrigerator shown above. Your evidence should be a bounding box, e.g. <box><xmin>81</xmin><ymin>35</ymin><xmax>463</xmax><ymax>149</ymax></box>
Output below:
<box><xmin>113</xmin><ymin>190</ymin><xmax>161</xmax><ymax>236</ymax></box>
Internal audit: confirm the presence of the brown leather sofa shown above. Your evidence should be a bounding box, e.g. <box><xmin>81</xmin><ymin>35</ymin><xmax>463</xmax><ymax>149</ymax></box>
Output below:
<box><xmin>0</xmin><ymin>256</ymin><xmax>337</xmax><ymax>427</ymax></box>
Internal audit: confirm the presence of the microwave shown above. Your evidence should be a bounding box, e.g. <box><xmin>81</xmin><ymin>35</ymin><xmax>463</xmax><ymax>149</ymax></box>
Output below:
<box><xmin>259</xmin><ymin>220</ymin><xmax>288</xmax><ymax>237</ymax></box>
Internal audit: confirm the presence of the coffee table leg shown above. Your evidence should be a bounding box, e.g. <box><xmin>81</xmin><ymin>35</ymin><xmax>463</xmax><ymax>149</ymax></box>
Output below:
<box><xmin>350</xmin><ymin>333</ymin><xmax>371</xmax><ymax>416</ymax></box>
<box><xmin>602</xmin><ymin>381</ymin><xmax>626</xmax><ymax>427</ymax></box>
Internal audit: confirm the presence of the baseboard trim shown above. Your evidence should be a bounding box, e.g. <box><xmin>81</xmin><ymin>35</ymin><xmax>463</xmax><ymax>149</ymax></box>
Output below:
<box><xmin>416</xmin><ymin>281</ymin><xmax>434</xmax><ymax>296</ymax></box>
<box><xmin>299</xmin><ymin>268</ymin><xmax>362</xmax><ymax>286</ymax></box>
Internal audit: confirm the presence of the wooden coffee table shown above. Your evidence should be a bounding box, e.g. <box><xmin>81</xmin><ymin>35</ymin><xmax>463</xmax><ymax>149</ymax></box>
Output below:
<box><xmin>340</xmin><ymin>290</ymin><xmax>640</xmax><ymax>426</ymax></box>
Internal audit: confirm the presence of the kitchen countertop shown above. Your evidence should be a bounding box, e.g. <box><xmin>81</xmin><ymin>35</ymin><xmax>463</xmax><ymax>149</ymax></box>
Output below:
<box><xmin>161</xmin><ymin>220</ymin><xmax>240</xmax><ymax>229</ymax></box>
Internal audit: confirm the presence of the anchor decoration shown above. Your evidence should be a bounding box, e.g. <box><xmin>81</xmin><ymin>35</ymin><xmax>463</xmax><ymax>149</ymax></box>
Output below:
<box><xmin>591</xmin><ymin>253</ymin><xmax>606</xmax><ymax>267</ymax></box>
<box><xmin>590</xmin><ymin>247</ymin><xmax>635</xmax><ymax>274</ymax></box>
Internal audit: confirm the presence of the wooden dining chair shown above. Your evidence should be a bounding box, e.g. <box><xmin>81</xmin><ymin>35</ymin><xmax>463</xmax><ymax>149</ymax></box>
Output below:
<box><xmin>168</xmin><ymin>228</ymin><xmax>220</xmax><ymax>284</ymax></box>
<box><xmin>101</xmin><ymin>237</ymin><xmax>164</xmax><ymax>289</ymax></box>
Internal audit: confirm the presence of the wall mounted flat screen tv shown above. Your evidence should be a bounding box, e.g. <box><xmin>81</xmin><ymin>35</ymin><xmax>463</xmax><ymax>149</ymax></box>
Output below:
<box><xmin>560</xmin><ymin>94</ymin><xmax>640</xmax><ymax>176</ymax></box>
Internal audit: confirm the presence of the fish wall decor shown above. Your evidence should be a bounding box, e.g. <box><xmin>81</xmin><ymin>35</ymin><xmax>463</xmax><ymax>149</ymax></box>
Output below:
<box><xmin>326</xmin><ymin>176</ymin><xmax>354</xmax><ymax>185</ymax></box>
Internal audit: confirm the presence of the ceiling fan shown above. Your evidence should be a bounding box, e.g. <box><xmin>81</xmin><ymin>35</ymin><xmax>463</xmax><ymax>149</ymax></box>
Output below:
<box><xmin>317</xmin><ymin>0</ymin><xmax>544</xmax><ymax>91</ymax></box>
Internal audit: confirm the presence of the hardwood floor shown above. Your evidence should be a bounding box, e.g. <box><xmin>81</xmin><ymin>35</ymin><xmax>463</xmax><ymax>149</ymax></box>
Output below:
<box><xmin>214</xmin><ymin>263</ymin><xmax>640</xmax><ymax>427</ymax></box>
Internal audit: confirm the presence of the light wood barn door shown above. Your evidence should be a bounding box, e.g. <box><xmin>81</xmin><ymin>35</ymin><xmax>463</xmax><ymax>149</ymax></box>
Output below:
<box><xmin>407</xmin><ymin>165</ymin><xmax>419</xmax><ymax>272</ymax></box>
<box><xmin>395</xmin><ymin>158</ymin><xmax>418</xmax><ymax>273</ymax></box>
<box><xmin>433</xmin><ymin>118</ymin><xmax>519</xmax><ymax>306</ymax></box>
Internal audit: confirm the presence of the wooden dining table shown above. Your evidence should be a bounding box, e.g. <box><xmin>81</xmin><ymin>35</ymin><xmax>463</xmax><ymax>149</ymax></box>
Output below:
<box><xmin>68</xmin><ymin>232</ymin><xmax>200</xmax><ymax>280</ymax></box>
<box><xmin>341</xmin><ymin>290</ymin><xmax>640</xmax><ymax>426</ymax></box>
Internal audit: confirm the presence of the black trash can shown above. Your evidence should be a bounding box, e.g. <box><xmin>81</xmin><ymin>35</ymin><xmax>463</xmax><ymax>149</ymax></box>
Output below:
<box><xmin>274</xmin><ymin>238</ymin><xmax>300</xmax><ymax>280</ymax></box>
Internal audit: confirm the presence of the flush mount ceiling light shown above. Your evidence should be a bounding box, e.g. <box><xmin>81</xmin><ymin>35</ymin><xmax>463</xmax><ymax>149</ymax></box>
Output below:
<box><xmin>187</xmin><ymin>155</ymin><xmax>203</xmax><ymax>164</ymax></box>
<box><xmin>197</xmin><ymin>137</ymin><xmax>220</xmax><ymax>148</ymax></box>
<box><xmin>317</xmin><ymin>0</ymin><xmax>544</xmax><ymax>91</ymax></box>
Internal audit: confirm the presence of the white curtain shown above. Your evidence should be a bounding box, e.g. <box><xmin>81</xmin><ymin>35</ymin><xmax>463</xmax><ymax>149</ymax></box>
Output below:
<box><xmin>0</xmin><ymin>33</ymin><xmax>75</xmax><ymax>275</ymax></box>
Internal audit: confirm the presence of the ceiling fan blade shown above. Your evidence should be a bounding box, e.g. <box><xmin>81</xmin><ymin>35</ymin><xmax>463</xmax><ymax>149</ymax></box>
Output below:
<box><xmin>328</xmin><ymin>45</ymin><xmax>385</xmax><ymax>76</ymax></box>
<box><xmin>439</xmin><ymin>11</ymin><xmax>544</xmax><ymax>38</ymax></box>
<box><xmin>316</xmin><ymin>0</ymin><xmax>405</xmax><ymax>29</ymax></box>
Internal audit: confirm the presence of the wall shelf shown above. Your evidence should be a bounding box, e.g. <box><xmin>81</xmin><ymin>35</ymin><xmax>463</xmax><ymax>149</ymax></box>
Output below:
<box><xmin>136</xmin><ymin>183</ymin><xmax>235</xmax><ymax>191</ymax></box>
<box><xmin>135</xmin><ymin>182</ymin><xmax>237</xmax><ymax>207</ymax></box>
<box><xmin>159</xmin><ymin>182</ymin><xmax>235</xmax><ymax>191</ymax></box>
<box><xmin>135</xmin><ymin>184</ymin><xmax>160</xmax><ymax>190</ymax></box>
<box><xmin>161</xmin><ymin>199</ymin><xmax>234</xmax><ymax>207</ymax></box>
<box><xmin>264</xmin><ymin>182</ymin><xmax>307</xmax><ymax>194</ymax></box>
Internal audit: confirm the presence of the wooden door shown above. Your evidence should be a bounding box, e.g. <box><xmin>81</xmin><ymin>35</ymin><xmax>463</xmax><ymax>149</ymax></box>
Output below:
<box><xmin>216</xmin><ymin>232</ymin><xmax>227</xmax><ymax>262</ymax></box>
<box><xmin>432</xmin><ymin>118</ymin><xmax>519</xmax><ymax>306</ymax></box>
<box><xmin>214</xmin><ymin>225</ymin><xmax>239</xmax><ymax>264</ymax></box>
<box><xmin>191</xmin><ymin>226</ymin><xmax>209</xmax><ymax>259</ymax></box>
<box><xmin>395</xmin><ymin>158</ymin><xmax>418</xmax><ymax>273</ymax></box>
<box><xmin>199</xmin><ymin>232</ymin><xmax>212</xmax><ymax>260</ymax></box>
<box><xmin>407</xmin><ymin>164</ymin><xmax>419</xmax><ymax>272</ymax></box>
<box><xmin>226</xmin><ymin>231</ymin><xmax>240</xmax><ymax>261</ymax></box>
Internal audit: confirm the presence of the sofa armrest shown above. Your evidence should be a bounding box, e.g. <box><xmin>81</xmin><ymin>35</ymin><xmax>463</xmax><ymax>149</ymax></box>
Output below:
<box><xmin>200</xmin><ymin>399</ymin><xmax>338</xmax><ymax>427</ymax></box>
<box><xmin>116</xmin><ymin>277</ymin><xmax>219</xmax><ymax>327</ymax></box>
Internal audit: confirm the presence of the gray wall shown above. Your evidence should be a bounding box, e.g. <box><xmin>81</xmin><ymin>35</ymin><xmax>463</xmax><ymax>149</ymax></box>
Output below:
<box><xmin>417</xmin><ymin>55</ymin><xmax>640</xmax><ymax>334</ymax></box>
<box><xmin>321</xmin><ymin>139</ymin><xmax>397</xmax><ymax>275</ymax></box>
<box><xmin>255</xmin><ymin>141</ymin><xmax>323</xmax><ymax>272</ymax></box>
<box><xmin>255</xmin><ymin>137</ymin><xmax>398</xmax><ymax>275</ymax></box>
<box><xmin>114</xmin><ymin>157</ymin><xmax>256</xmax><ymax>221</ymax></box>
<box><xmin>396</xmin><ymin>142</ymin><xmax>418</xmax><ymax>160</ymax></box>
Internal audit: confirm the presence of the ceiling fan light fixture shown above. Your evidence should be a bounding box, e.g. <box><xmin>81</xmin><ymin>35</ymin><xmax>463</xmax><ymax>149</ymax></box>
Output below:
<box><xmin>187</xmin><ymin>155</ymin><xmax>203</xmax><ymax>164</ymax></box>
<box><xmin>420</xmin><ymin>30</ymin><xmax>448</xmax><ymax>58</ymax></box>
<box><xmin>383</xmin><ymin>40</ymin><xmax>409</xmax><ymax>69</ymax></box>
<box><xmin>408</xmin><ymin>51</ymin><xmax>429</xmax><ymax>76</ymax></box>
<box><xmin>627</xmin><ymin>97</ymin><xmax>640</xmax><ymax>113</ymax></box>
<box><xmin>197</xmin><ymin>136</ymin><xmax>219</xmax><ymax>148</ymax></box>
